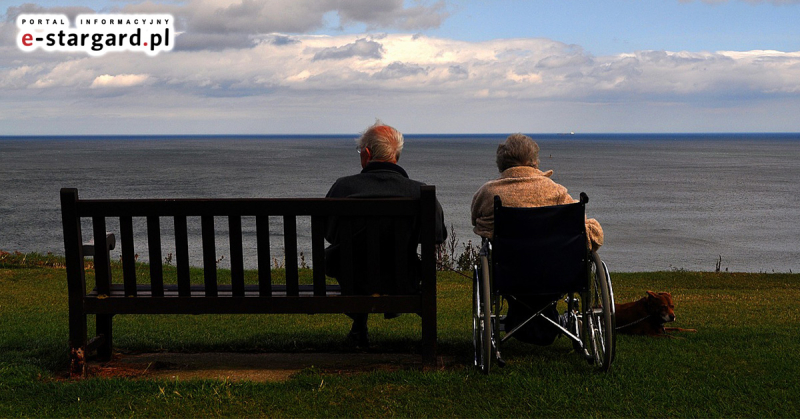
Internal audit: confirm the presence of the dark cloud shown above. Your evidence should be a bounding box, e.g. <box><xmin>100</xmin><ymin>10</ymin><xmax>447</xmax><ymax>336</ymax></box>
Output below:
<box><xmin>337</xmin><ymin>0</ymin><xmax>449</xmax><ymax>30</ymax></box>
<box><xmin>132</xmin><ymin>0</ymin><xmax>448</xmax><ymax>42</ymax></box>
<box><xmin>448</xmin><ymin>65</ymin><xmax>469</xmax><ymax>79</ymax></box>
<box><xmin>268</xmin><ymin>34</ymin><xmax>300</xmax><ymax>46</ymax></box>
<box><xmin>374</xmin><ymin>61</ymin><xmax>428</xmax><ymax>79</ymax></box>
<box><xmin>312</xmin><ymin>38</ymin><xmax>384</xmax><ymax>61</ymax></box>
<box><xmin>3</xmin><ymin>4</ymin><xmax>96</xmax><ymax>22</ymax></box>
<box><xmin>174</xmin><ymin>32</ymin><xmax>254</xmax><ymax>51</ymax></box>
<box><xmin>187</xmin><ymin>0</ymin><xmax>330</xmax><ymax>34</ymax></box>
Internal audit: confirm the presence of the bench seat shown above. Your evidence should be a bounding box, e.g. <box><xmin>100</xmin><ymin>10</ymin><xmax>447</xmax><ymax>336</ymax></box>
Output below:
<box><xmin>85</xmin><ymin>284</ymin><xmax>423</xmax><ymax>315</ymax></box>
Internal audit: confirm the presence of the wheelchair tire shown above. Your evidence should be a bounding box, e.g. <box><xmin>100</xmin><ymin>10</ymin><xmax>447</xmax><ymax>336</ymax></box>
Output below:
<box><xmin>472</xmin><ymin>267</ymin><xmax>483</xmax><ymax>369</ymax></box>
<box><xmin>586</xmin><ymin>250</ymin><xmax>615</xmax><ymax>371</ymax></box>
<box><xmin>472</xmin><ymin>256</ymin><xmax>493</xmax><ymax>374</ymax></box>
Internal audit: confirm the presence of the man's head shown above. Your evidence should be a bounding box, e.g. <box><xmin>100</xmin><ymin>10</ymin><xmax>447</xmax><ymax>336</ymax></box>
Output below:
<box><xmin>356</xmin><ymin>121</ymin><xmax>404</xmax><ymax>168</ymax></box>
<box><xmin>496</xmin><ymin>133</ymin><xmax>539</xmax><ymax>172</ymax></box>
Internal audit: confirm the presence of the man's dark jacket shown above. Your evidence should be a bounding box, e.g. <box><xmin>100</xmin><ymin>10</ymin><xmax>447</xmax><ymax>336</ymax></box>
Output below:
<box><xmin>324</xmin><ymin>162</ymin><xmax>446</xmax><ymax>294</ymax></box>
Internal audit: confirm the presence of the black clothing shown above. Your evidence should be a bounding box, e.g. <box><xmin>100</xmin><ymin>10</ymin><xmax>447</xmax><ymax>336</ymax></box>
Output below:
<box><xmin>325</xmin><ymin>162</ymin><xmax>446</xmax><ymax>243</ymax></box>
<box><xmin>324</xmin><ymin>162</ymin><xmax>447</xmax><ymax>296</ymax></box>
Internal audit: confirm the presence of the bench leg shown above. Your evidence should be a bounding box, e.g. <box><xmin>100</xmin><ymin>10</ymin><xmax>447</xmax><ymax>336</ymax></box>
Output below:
<box><xmin>421</xmin><ymin>311</ymin><xmax>437</xmax><ymax>369</ymax></box>
<box><xmin>69</xmin><ymin>312</ymin><xmax>87</xmax><ymax>378</ymax></box>
<box><xmin>96</xmin><ymin>314</ymin><xmax>113</xmax><ymax>362</ymax></box>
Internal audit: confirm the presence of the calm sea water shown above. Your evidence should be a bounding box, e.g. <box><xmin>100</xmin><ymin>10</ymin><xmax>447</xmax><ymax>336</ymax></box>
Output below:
<box><xmin>1</xmin><ymin>134</ymin><xmax>798</xmax><ymax>273</ymax></box>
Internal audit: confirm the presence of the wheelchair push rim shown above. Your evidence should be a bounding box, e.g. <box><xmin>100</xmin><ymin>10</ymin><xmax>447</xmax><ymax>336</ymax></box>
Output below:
<box><xmin>472</xmin><ymin>255</ymin><xmax>493</xmax><ymax>374</ymax></box>
<box><xmin>583</xmin><ymin>250</ymin><xmax>616</xmax><ymax>371</ymax></box>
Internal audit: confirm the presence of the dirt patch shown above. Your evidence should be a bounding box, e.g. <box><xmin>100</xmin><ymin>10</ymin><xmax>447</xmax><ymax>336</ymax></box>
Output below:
<box><xmin>87</xmin><ymin>352</ymin><xmax>456</xmax><ymax>382</ymax></box>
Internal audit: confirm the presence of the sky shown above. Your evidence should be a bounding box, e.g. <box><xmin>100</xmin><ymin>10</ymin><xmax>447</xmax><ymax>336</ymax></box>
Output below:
<box><xmin>2</xmin><ymin>0</ymin><xmax>800</xmax><ymax>134</ymax></box>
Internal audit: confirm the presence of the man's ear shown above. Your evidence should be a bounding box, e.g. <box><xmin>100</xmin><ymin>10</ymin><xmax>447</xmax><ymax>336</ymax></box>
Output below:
<box><xmin>360</xmin><ymin>146</ymin><xmax>371</xmax><ymax>168</ymax></box>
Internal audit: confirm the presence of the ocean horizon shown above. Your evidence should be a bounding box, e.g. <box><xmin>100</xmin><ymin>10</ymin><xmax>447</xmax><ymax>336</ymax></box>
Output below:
<box><xmin>2</xmin><ymin>133</ymin><xmax>798</xmax><ymax>273</ymax></box>
<box><xmin>4</xmin><ymin>132</ymin><xmax>800</xmax><ymax>139</ymax></box>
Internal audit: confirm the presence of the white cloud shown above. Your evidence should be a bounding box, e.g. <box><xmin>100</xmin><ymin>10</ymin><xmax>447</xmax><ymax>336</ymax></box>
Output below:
<box><xmin>3</xmin><ymin>17</ymin><xmax>800</xmax><ymax>133</ymax></box>
<box><xmin>5</xmin><ymin>33</ymin><xmax>800</xmax><ymax>101</ymax></box>
<box><xmin>91</xmin><ymin>73</ymin><xmax>150</xmax><ymax>88</ymax></box>
<box><xmin>28</xmin><ymin>58</ymin><xmax>95</xmax><ymax>88</ymax></box>
<box><xmin>6</xmin><ymin>33</ymin><xmax>800</xmax><ymax>99</ymax></box>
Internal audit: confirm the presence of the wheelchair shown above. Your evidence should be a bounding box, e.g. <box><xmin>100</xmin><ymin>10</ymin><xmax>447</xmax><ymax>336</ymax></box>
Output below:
<box><xmin>473</xmin><ymin>193</ymin><xmax>616</xmax><ymax>373</ymax></box>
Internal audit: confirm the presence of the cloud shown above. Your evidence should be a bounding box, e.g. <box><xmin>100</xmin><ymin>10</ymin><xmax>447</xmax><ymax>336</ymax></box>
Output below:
<box><xmin>27</xmin><ymin>58</ymin><xmax>95</xmax><ymax>88</ymax></box>
<box><xmin>3</xmin><ymin>1</ymin><xmax>449</xmax><ymax>53</ymax></box>
<box><xmin>91</xmin><ymin>74</ymin><xmax>150</xmax><ymax>88</ymax></box>
<box><xmin>312</xmin><ymin>38</ymin><xmax>384</xmax><ymax>61</ymax></box>
<box><xmin>373</xmin><ymin>61</ymin><xmax>428</xmax><ymax>79</ymax></box>
<box><xmin>267</xmin><ymin>34</ymin><xmax>300</xmax><ymax>46</ymax></box>
<box><xmin>336</xmin><ymin>0</ymin><xmax>449</xmax><ymax>30</ymax></box>
<box><xmin>6</xmin><ymin>33</ymin><xmax>800</xmax><ymax>99</ymax></box>
<box><xmin>173</xmin><ymin>32</ymin><xmax>255</xmax><ymax>51</ymax></box>
<box><xmin>4</xmin><ymin>24</ymin><xmax>800</xmax><ymax>133</ymax></box>
<box><xmin>120</xmin><ymin>0</ymin><xmax>449</xmax><ymax>41</ymax></box>
<box><xmin>3</xmin><ymin>4</ymin><xmax>95</xmax><ymax>22</ymax></box>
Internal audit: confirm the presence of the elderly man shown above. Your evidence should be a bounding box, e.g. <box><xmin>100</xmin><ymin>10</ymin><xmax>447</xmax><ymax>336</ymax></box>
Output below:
<box><xmin>471</xmin><ymin>133</ymin><xmax>603</xmax><ymax>345</ymax></box>
<box><xmin>325</xmin><ymin>121</ymin><xmax>446</xmax><ymax>347</ymax></box>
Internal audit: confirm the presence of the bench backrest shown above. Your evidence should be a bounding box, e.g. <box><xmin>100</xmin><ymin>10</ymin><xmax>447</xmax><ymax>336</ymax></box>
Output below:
<box><xmin>60</xmin><ymin>186</ymin><xmax>437</xmax><ymax>300</ymax></box>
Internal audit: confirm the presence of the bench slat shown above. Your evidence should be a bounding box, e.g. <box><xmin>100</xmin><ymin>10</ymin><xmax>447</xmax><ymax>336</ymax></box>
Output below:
<box><xmin>201</xmin><ymin>215</ymin><xmax>218</xmax><ymax>297</ymax></box>
<box><xmin>256</xmin><ymin>215</ymin><xmax>272</xmax><ymax>297</ymax></box>
<box><xmin>311</xmin><ymin>216</ymin><xmax>326</xmax><ymax>296</ymax></box>
<box><xmin>284</xmin><ymin>215</ymin><xmax>299</xmax><ymax>297</ymax></box>
<box><xmin>84</xmin><ymin>294</ymin><xmax>422</xmax><ymax>315</ymax></box>
<box><xmin>394</xmin><ymin>220</ymin><xmax>410</xmax><ymax>291</ymax></box>
<box><xmin>75</xmin><ymin>198</ymin><xmax>419</xmax><ymax>217</ymax></box>
<box><xmin>365</xmin><ymin>218</ymin><xmax>381</xmax><ymax>292</ymax></box>
<box><xmin>91</xmin><ymin>283</ymin><xmax>341</xmax><ymax>294</ymax></box>
<box><xmin>147</xmin><ymin>215</ymin><xmax>164</xmax><ymax>297</ymax></box>
<box><xmin>229</xmin><ymin>216</ymin><xmax>245</xmax><ymax>297</ymax></box>
<box><xmin>339</xmin><ymin>219</ymin><xmax>354</xmax><ymax>295</ymax></box>
<box><xmin>174</xmin><ymin>215</ymin><xmax>191</xmax><ymax>297</ymax></box>
<box><xmin>93</xmin><ymin>217</ymin><xmax>111</xmax><ymax>296</ymax></box>
<box><xmin>120</xmin><ymin>216</ymin><xmax>137</xmax><ymax>297</ymax></box>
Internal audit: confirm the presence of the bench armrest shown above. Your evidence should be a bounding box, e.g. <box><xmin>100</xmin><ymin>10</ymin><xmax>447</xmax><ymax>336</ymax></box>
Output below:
<box><xmin>83</xmin><ymin>232</ymin><xmax>116</xmax><ymax>256</ymax></box>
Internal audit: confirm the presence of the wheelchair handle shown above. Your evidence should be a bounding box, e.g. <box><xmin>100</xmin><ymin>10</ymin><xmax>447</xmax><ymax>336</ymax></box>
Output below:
<box><xmin>580</xmin><ymin>192</ymin><xmax>589</xmax><ymax>204</ymax></box>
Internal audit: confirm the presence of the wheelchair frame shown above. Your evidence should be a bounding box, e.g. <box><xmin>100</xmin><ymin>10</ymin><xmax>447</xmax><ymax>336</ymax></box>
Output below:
<box><xmin>472</xmin><ymin>194</ymin><xmax>616</xmax><ymax>374</ymax></box>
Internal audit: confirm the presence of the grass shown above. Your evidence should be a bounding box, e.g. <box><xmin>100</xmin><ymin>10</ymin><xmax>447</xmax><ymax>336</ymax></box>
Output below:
<box><xmin>1</xmin><ymin>251</ymin><xmax>799</xmax><ymax>417</ymax></box>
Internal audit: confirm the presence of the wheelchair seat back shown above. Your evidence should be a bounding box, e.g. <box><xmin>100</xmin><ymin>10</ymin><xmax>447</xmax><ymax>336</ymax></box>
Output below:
<box><xmin>492</xmin><ymin>194</ymin><xmax>588</xmax><ymax>295</ymax></box>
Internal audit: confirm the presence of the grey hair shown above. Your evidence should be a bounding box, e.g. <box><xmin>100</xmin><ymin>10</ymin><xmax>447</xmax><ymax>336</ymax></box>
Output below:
<box><xmin>355</xmin><ymin>120</ymin><xmax>404</xmax><ymax>162</ymax></box>
<box><xmin>496</xmin><ymin>133</ymin><xmax>539</xmax><ymax>172</ymax></box>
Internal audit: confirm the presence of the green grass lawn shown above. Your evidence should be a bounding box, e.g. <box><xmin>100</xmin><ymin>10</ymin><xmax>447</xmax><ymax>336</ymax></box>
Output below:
<box><xmin>1</xmin><ymin>252</ymin><xmax>799</xmax><ymax>417</ymax></box>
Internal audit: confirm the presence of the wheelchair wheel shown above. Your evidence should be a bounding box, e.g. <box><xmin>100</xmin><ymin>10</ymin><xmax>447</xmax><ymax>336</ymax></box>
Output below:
<box><xmin>472</xmin><ymin>255</ymin><xmax>493</xmax><ymax>374</ymax></box>
<box><xmin>586</xmin><ymin>250</ymin><xmax>615</xmax><ymax>371</ymax></box>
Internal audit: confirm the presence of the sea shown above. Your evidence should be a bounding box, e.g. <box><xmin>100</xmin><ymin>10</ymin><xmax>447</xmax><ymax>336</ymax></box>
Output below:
<box><xmin>1</xmin><ymin>133</ymin><xmax>798</xmax><ymax>273</ymax></box>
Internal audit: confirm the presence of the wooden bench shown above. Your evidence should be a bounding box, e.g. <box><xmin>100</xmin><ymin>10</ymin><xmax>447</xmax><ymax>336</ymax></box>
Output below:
<box><xmin>60</xmin><ymin>186</ymin><xmax>438</xmax><ymax>377</ymax></box>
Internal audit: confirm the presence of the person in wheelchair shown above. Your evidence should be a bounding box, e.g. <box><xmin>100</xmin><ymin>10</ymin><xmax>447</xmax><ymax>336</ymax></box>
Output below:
<box><xmin>471</xmin><ymin>133</ymin><xmax>603</xmax><ymax>345</ymax></box>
